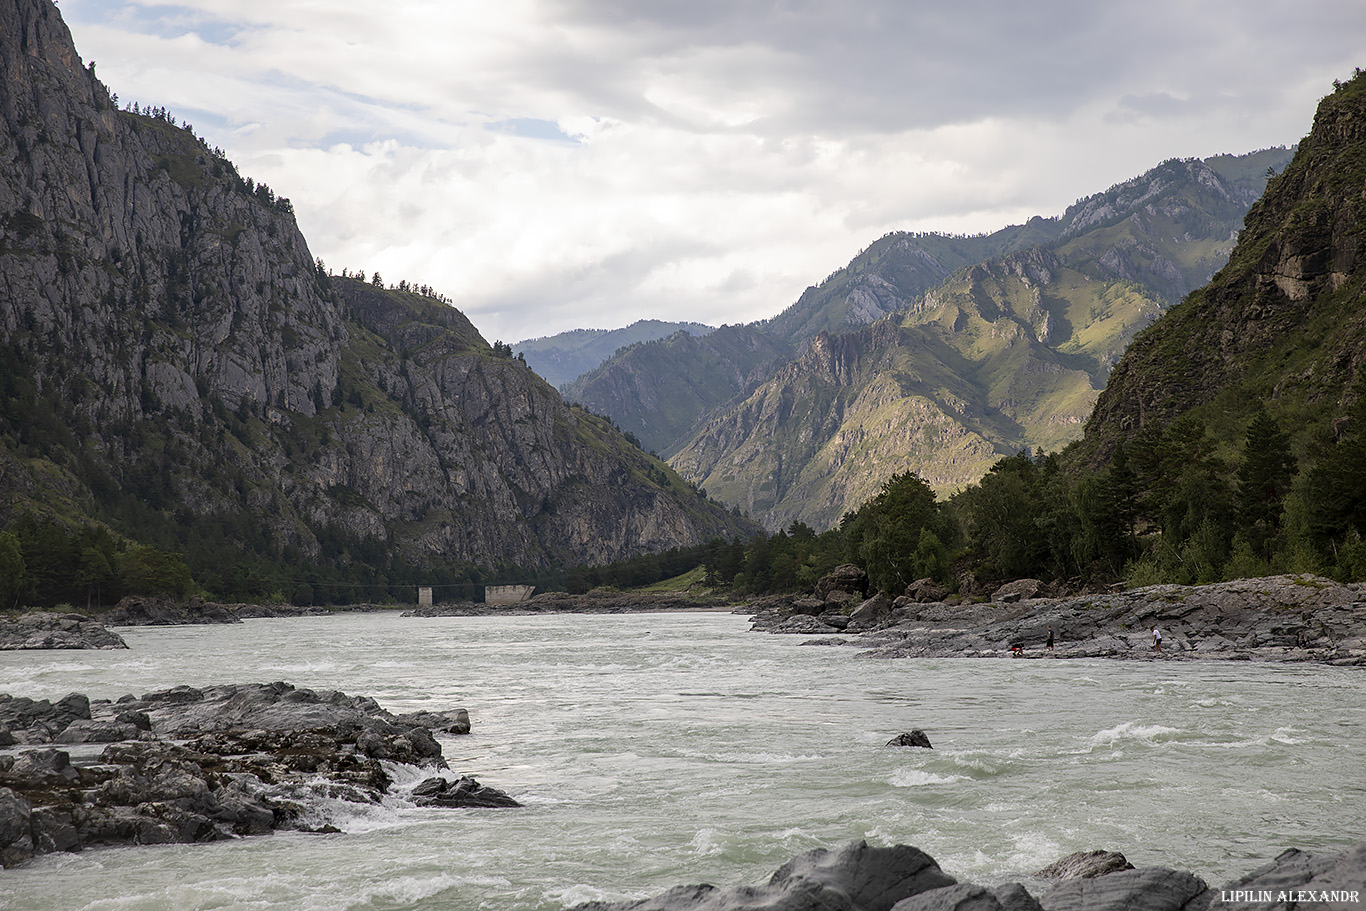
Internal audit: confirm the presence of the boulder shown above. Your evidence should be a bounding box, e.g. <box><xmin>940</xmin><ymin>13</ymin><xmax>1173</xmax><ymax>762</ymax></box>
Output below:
<box><xmin>572</xmin><ymin>840</ymin><xmax>957</xmax><ymax>911</ymax></box>
<box><xmin>887</xmin><ymin>730</ymin><xmax>934</xmax><ymax>749</ymax></box>
<box><xmin>1035</xmin><ymin>851</ymin><xmax>1134</xmax><ymax>880</ymax></box>
<box><xmin>816</xmin><ymin>565</ymin><xmax>869</xmax><ymax>604</ymax></box>
<box><xmin>992</xmin><ymin>580</ymin><xmax>1044</xmax><ymax>603</ymax></box>
<box><xmin>851</xmin><ymin>593</ymin><xmax>894</xmax><ymax>625</ymax></box>
<box><xmin>891</xmin><ymin>881</ymin><xmax>1044</xmax><ymax>911</ymax></box>
<box><xmin>395</xmin><ymin>708</ymin><xmax>472</xmax><ymax>735</ymax></box>
<box><xmin>905</xmin><ymin>579</ymin><xmax>949</xmax><ymax>604</ymax></box>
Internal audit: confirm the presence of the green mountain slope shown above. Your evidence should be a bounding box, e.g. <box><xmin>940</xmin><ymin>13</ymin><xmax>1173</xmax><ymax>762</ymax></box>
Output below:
<box><xmin>669</xmin><ymin>149</ymin><xmax>1292</xmax><ymax>531</ymax></box>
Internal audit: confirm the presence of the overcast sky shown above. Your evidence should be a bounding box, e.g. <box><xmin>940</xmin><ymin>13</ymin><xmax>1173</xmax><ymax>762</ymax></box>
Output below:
<box><xmin>62</xmin><ymin>0</ymin><xmax>1364</xmax><ymax>344</ymax></box>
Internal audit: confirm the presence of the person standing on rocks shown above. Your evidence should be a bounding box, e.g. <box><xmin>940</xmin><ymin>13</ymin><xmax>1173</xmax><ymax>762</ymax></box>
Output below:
<box><xmin>1046</xmin><ymin>626</ymin><xmax>1054</xmax><ymax>651</ymax></box>
<box><xmin>1152</xmin><ymin>626</ymin><xmax>1162</xmax><ymax>653</ymax></box>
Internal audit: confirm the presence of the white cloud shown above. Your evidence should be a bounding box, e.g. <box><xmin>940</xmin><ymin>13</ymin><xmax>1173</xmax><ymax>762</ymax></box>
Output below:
<box><xmin>60</xmin><ymin>0</ymin><xmax>1366</xmax><ymax>342</ymax></box>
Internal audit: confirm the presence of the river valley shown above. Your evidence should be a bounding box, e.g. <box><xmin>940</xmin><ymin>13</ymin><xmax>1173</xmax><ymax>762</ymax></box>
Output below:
<box><xmin>1</xmin><ymin>611</ymin><xmax>1362</xmax><ymax>910</ymax></box>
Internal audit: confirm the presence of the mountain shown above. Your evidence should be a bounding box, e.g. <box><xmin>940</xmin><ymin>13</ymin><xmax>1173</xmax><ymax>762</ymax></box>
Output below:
<box><xmin>561</xmin><ymin>324</ymin><xmax>792</xmax><ymax>456</ymax></box>
<box><xmin>1079</xmin><ymin>73</ymin><xmax>1366</xmax><ymax>463</ymax></box>
<box><xmin>513</xmin><ymin>319</ymin><xmax>713</xmax><ymax>389</ymax></box>
<box><xmin>668</xmin><ymin>150</ymin><xmax>1292</xmax><ymax>531</ymax></box>
<box><xmin>0</xmin><ymin>0</ymin><xmax>752</xmax><ymax>599</ymax></box>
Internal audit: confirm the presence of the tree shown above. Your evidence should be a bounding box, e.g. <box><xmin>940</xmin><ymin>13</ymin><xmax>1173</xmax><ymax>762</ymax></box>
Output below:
<box><xmin>0</xmin><ymin>531</ymin><xmax>25</xmax><ymax>609</ymax></box>
<box><xmin>844</xmin><ymin>472</ymin><xmax>944</xmax><ymax>592</ymax></box>
<box><xmin>1234</xmin><ymin>410</ymin><xmax>1298</xmax><ymax>560</ymax></box>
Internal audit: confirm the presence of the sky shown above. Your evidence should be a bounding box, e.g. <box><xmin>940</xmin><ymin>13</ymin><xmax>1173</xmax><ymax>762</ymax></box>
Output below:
<box><xmin>61</xmin><ymin>0</ymin><xmax>1366</xmax><ymax>345</ymax></box>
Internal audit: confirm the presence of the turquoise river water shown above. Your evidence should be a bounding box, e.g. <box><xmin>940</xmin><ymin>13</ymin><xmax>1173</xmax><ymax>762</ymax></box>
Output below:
<box><xmin>0</xmin><ymin>610</ymin><xmax>1362</xmax><ymax>910</ymax></box>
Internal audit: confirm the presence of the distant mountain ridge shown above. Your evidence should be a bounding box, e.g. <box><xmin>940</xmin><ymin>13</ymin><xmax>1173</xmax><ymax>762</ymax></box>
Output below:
<box><xmin>513</xmin><ymin>319</ymin><xmax>713</xmax><ymax>389</ymax></box>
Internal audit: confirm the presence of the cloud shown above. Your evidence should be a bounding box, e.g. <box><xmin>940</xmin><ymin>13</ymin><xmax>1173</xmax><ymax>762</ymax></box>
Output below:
<box><xmin>60</xmin><ymin>0</ymin><xmax>1366</xmax><ymax>342</ymax></box>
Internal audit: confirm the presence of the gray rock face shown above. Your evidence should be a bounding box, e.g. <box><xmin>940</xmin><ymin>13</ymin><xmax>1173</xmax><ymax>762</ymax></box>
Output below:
<box><xmin>0</xmin><ymin>613</ymin><xmax>128</xmax><ymax>650</ymax></box>
<box><xmin>0</xmin><ymin>682</ymin><xmax>506</xmax><ymax>867</ymax></box>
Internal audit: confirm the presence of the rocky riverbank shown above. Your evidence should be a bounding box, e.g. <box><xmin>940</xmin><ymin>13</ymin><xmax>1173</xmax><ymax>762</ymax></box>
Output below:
<box><xmin>0</xmin><ymin>682</ymin><xmax>516</xmax><ymax>867</ymax></box>
<box><xmin>0</xmin><ymin>612</ymin><xmax>128</xmax><ymax>650</ymax></box>
<box><xmin>570</xmin><ymin>838</ymin><xmax>1366</xmax><ymax>911</ymax></box>
<box><xmin>750</xmin><ymin>572</ymin><xmax>1366</xmax><ymax>665</ymax></box>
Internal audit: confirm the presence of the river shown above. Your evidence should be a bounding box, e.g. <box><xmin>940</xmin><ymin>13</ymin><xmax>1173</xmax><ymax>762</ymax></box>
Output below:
<box><xmin>1</xmin><ymin>611</ymin><xmax>1362</xmax><ymax>909</ymax></box>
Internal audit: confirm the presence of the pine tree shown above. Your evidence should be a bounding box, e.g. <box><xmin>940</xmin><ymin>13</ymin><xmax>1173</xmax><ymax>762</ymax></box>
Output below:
<box><xmin>1235</xmin><ymin>410</ymin><xmax>1297</xmax><ymax>559</ymax></box>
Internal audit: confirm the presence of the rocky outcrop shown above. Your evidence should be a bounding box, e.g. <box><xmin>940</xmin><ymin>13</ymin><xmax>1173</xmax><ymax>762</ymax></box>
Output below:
<box><xmin>0</xmin><ymin>682</ymin><xmax>514</xmax><ymax>867</ymax></box>
<box><xmin>0</xmin><ymin>612</ymin><xmax>127</xmax><ymax>649</ymax></box>
<box><xmin>753</xmin><ymin>575</ymin><xmax>1366</xmax><ymax>665</ymax></box>
<box><xmin>0</xmin><ymin>0</ymin><xmax>753</xmax><ymax>585</ymax></box>
<box><xmin>570</xmin><ymin>839</ymin><xmax>1366</xmax><ymax>911</ymax></box>
<box><xmin>97</xmin><ymin>597</ymin><xmax>242</xmax><ymax>626</ymax></box>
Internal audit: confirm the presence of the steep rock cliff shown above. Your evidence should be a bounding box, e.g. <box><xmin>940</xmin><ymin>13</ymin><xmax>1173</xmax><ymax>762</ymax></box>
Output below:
<box><xmin>0</xmin><ymin>0</ymin><xmax>751</xmax><ymax>583</ymax></box>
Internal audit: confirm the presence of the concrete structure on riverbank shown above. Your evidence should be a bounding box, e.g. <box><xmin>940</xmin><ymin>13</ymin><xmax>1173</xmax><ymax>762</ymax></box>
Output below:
<box><xmin>485</xmin><ymin>584</ymin><xmax>535</xmax><ymax>605</ymax></box>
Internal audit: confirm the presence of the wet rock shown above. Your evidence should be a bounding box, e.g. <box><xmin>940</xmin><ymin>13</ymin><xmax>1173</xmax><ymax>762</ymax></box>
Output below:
<box><xmin>1035</xmin><ymin>850</ymin><xmax>1134</xmax><ymax>880</ymax></box>
<box><xmin>0</xmin><ymin>613</ymin><xmax>128</xmax><ymax>650</ymax></box>
<box><xmin>887</xmin><ymin>730</ymin><xmax>934</xmax><ymax>749</ymax></box>
<box><xmin>395</xmin><ymin>708</ymin><xmax>472</xmax><ymax>735</ymax></box>
<box><xmin>892</xmin><ymin>881</ymin><xmax>1044</xmax><ymax>911</ymax></box>
<box><xmin>411</xmin><ymin>776</ymin><xmax>520</xmax><ymax>808</ymax></box>
<box><xmin>0</xmin><ymin>683</ymin><xmax>500</xmax><ymax>867</ymax></box>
